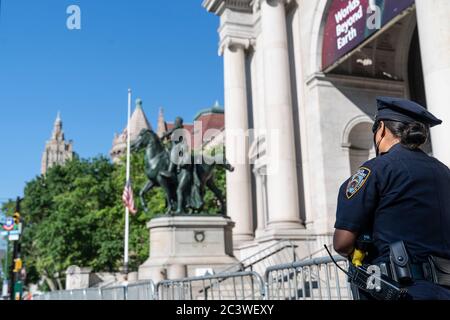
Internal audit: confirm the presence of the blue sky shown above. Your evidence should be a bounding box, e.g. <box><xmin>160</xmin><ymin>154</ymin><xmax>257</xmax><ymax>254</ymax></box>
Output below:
<box><xmin>0</xmin><ymin>0</ymin><xmax>224</xmax><ymax>201</ymax></box>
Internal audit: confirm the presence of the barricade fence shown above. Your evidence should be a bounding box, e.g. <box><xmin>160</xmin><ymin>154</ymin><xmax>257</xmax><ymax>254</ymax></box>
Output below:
<box><xmin>265</xmin><ymin>256</ymin><xmax>353</xmax><ymax>300</ymax></box>
<box><xmin>157</xmin><ymin>271</ymin><xmax>265</xmax><ymax>300</ymax></box>
<box><xmin>32</xmin><ymin>256</ymin><xmax>353</xmax><ymax>301</ymax></box>
<box><xmin>32</xmin><ymin>281</ymin><xmax>156</xmax><ymax>301</ymax></box>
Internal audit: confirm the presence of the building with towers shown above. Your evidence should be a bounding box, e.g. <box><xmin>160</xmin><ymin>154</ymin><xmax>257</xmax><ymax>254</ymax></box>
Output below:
<box><xmin>41</xmin><ymin>113</ymin><xmax>74</xmax><ymax>175</ymax></box>
<box><xmin>110</xmin><ymin>99</ymin><xmax>153</xmax><ymax>163</ymax></box>
<box><xmin>111</xmin><ymin>99</ymin><xmax>225</xmax><ymax>163</ymax></box>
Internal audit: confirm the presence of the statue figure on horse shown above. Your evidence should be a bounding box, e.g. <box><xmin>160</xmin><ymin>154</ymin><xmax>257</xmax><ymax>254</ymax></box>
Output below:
<box><xmin>130</xmin><ymin>119</ymin><xmax>234</xmax><ymax>215</ymax></box>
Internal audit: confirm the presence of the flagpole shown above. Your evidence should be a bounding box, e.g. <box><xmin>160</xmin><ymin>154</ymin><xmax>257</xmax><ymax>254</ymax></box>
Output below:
<box><xmin>124</xmin><ymin>88</ymin><xmax>132</xmax><ymax>279</ymax></box>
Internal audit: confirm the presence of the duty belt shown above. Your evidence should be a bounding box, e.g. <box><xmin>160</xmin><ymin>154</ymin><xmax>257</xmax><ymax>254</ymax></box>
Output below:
<box><xmin>378</xmin><ymin>260</ymin><xmax>450</xmax><ymax>287</ymax></box>
<box><xmin>379</xmin><ymin>262</ymin><xmax>422</xmax><ymax>281</ymax></box>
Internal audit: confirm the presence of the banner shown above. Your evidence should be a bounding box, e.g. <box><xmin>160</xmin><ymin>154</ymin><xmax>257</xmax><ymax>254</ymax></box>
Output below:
<box><xmin>322</xmin><ymin>0</ymin><xmax>415</xmax><ymax>70</ymax></box>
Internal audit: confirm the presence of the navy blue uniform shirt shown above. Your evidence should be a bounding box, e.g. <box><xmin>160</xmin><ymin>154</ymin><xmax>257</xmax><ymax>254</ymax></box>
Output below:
<box><xmin>335</xmin><ymin>143</ymin><xmax>450</xmax><ymax>263</ymax></box>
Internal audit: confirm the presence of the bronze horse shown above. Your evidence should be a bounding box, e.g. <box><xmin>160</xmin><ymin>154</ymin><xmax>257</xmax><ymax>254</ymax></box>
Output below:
<box><xmin>130</xmin><ymin>128</ymin><xmax>234</xmax><ymax>215</ymax></box>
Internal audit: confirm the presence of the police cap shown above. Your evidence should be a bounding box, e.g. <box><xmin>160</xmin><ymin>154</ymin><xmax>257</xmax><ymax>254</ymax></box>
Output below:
<box><xmin>375</xmin><ymin>97</ymin><xmax>442</xmax><ymax>127</ymax></box>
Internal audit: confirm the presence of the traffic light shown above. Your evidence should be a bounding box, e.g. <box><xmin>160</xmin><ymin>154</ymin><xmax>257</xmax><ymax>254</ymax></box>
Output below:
<box><xmin>13</xmin><ymin>258</ymin><xmax>22</xmax><ymax>273</ymax></box>
<box><xmin>13</xmin><ymin>212</ymin><xmax>20</xmax><ymax>225</ymax></box>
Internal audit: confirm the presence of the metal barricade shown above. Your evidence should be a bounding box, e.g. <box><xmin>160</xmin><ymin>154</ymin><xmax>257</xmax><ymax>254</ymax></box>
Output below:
<box><xmin>265</xmin><ymin>255</ymin><xmax>352</xmax><ymax>300</ymax></box>
<box><xmin>219</xmin><ymin>241</ymin><xmax>298</xmax><ymax>276</ymax></box>
<box><xmin>30</xmin><ymin>256</ymin><xmax>353</xmax><ymax>301</ymax></box>
<box><xmin>157</xmin><ymin>271</ymin><xmax>265</xmax><ymax>300</ymax></box>
<box><xmin>33</xmin><ymin>289</ymin><xmax>99</xmax><ymax>300</ymax></box>
<box><xmin>32</xmin><ymin>293</ymin><xmax>48</xmax><ymax>300</ymax></box>
<box><xmin>32</xmin><ymin>281</ymin><xmax>156</xmax><ymax>300</ymax></box>
<box><xmin>84</xmin><ymin>288</ymin><xmax>103</xmax><ymax>300</ymax></box>
<box><xmin>100</xmin><ymin>285</ymin><xmax>127</xmax><ymax>300</ymax></box>
<box><xmin>68</xmin><ymin>288</ymin><xmax>102</xmax><ymax>300</ymax></box>
<box><xmin>126</xmin><ymin>281</ymin><xmax>156</xmax><ymax>300</ymax></box>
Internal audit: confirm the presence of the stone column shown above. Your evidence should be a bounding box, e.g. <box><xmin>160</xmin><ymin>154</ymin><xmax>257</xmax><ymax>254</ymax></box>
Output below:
<box><xmin>250</xmin><ymin>44</ymin><xmax>268</xmax><ymax>237</ymax></box>
<box><xmin>254</xmin><ymin>168</ymin><xmax>267</xmax><ymax>237</ymax></box>
<box><xmin>416</xmin><ymin>0</ymin><xmax>450</xmax><ymax>166</ymax></box>
<box><xmin>222</xmin><ymin>39</ymin><xmax>254</xmax><ymax>242</ymax></box>
<box><xmin>260</xmin><ymin>0</ymin><xmax>302</xmax><ymax>228</ymax></box>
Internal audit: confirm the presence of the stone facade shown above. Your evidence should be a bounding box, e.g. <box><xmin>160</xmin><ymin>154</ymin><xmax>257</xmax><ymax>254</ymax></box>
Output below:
<box><xmin>41</xmin><ymin>113</ymin><xmax>74</xmax><ymax>175</ymax></box>
<box><xmin>203</xmin><ymin>0</ymin><xmax>450</xmax><ymax>258</ymax></box>
<box><xmin>157</xmin><ymin>102</ymin><xmax>225</xmax><ymax>150</ymax></box>
<box><xmin>111</xmin><ymin>100</ymin><xmax>225</xmax><ymax>163</ymax></box>
<box><xmin>65</xmin><ymin>265</ymin><xmax>135</xmax><ymax>289</ymax></box>
<box><xmin>193</xmin><ymin>101</ymin><xmax>225</xmax><ymax>150</ymax></box>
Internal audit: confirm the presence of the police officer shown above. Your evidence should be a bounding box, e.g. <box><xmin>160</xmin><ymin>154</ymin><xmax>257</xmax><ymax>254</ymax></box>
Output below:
<box><xmin>333</xmin><ymin>97</ymin><xmax>450</xmax><ymax>300</ymax></box>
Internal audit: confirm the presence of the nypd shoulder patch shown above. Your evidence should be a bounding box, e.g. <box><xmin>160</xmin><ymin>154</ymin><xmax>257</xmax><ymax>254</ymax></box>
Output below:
<box><xmin>346</xmin><ymin>167</ymin><xmax>371</xmax><ymax>199</ymax></box>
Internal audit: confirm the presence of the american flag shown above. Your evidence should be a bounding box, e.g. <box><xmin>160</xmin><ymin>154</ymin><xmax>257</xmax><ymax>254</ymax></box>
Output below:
<box><xmin>122</xmin><ymin>181</ymin><xmax>137</xmax><ymax>215</ymax></box>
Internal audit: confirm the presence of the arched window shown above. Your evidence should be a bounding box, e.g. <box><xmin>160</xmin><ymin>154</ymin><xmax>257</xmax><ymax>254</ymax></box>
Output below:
<box><xmin>343</xmin><ymin>117</ymin><xmax>375</xmax><ymax>174</ymax></box>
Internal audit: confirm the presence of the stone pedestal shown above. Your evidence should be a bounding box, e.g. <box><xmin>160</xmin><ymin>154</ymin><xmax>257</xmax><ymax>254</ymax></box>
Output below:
<box><xmin>138</xmin><ymin>215</ymin><xmax>238</xmax><ymax>283</ymax></box>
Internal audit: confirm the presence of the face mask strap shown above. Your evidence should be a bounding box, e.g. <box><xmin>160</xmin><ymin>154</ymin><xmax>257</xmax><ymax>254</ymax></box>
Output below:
<box><xmin>374</xmin><ymin>122</ymin><xmax>386</xmax><ymax>157</ymax></box>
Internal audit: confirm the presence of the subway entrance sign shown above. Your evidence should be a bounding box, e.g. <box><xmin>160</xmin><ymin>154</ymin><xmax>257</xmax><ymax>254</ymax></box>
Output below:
<box><xmin>0</xmin><ymin>222</ymin><xmax>22</xmax><ymax>241</ymax></box>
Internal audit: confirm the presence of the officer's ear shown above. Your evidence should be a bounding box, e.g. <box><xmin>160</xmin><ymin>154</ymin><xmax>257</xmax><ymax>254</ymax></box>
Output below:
<box><xmin>379</xmin><ymin>121</ymin><xmax>386</xmax><ymax>133</ymax></box>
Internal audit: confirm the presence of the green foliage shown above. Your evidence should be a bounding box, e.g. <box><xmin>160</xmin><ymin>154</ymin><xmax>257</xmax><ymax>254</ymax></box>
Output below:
<box><xmin>15</xmin><ymin>154</ymin><xmax>151</xmax><ymax>288</ymax></box>
<box><xmin>5</xmin><ymin>147</ymin><xmax>226</xmax><ymax>290</ymax></box>
<box><xmin>201</xmin><ymin>145</ymin><xmax>227</xmax><ymax>214</ymax></box>
<box><xmin>202</xmin><ymin>166</ymin><xmax>226</xmax><ymax>214</ymax></box>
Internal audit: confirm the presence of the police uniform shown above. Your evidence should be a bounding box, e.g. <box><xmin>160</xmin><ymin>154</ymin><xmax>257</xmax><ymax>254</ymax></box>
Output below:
<box><xmin>335</xmin><ymin>97</ymin><xmax>450</xmax><ymax>300</ymax></box>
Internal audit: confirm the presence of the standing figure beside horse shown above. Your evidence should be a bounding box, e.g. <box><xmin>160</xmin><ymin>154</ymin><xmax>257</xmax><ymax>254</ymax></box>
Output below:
<box><xmin>130</xmin><ymin>120</ymin><xmax>234</xmax><ymax>215</ymax></box>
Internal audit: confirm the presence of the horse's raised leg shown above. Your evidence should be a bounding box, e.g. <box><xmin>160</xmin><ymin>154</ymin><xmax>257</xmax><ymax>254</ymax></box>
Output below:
<box><xmin>140</xmin><ymin>180</ymin><xmax>154</xmax><ymax>212</ymax></box>
<box><xmin>206</xmin><ymin>179</ymin><xmax>226</xmax><ymax>215</ymax></box>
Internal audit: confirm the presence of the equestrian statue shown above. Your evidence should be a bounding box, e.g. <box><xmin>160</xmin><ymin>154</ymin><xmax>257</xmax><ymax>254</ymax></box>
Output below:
<box><xmin>130</xmin><ymin>118</ymin><xmax>234</xmax><ymax>215</ymax></box>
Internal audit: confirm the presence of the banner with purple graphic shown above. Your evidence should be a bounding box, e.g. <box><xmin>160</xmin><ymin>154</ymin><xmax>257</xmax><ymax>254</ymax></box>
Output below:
<box><xmin>322</xmin><ymin>0</ymin><xmax>415</xmax><ymax>70</ymax></box>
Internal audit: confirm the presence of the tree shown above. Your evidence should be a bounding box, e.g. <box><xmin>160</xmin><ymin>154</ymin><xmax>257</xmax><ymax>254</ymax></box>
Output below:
<box><xmin>16</xmin><ymin>154</ymin><xmax>155</xmax><ymax>290</ymax></box>
<box><xmin>5</xmin><ymin>145</ymin><xmax>227</xmax><ymax>291</ymax></box>
<box><xmin>201</xmin><ymin>145</ymin><xmax>227</xmax><ymax>213</ymax></box>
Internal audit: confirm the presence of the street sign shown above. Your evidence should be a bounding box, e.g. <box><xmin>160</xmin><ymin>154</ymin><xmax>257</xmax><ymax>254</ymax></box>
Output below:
<box><xmin>8</xmin><ymin>230</ymin><xmax>21</xmax><ymax>236</ymax></box>
<box><xmin>2</xmin><ymin>218</ymin><xmax>14</xmax><ymax>232</ymax></box>
<box><xmin>1</xmin><ymin>223</ymin><xmax>22</xmax><ymax>240</ymax></box>
<box><xmin>8</xmin><ymin>234</ymin><xmax>19</xmax><ymax>241</ymax></box>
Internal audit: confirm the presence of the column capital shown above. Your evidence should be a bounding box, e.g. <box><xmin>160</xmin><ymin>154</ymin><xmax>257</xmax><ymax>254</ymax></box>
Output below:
<box><xmin>251</xmin><ymin>0</ymin><xmax>294</xmax><ymax>12</ymax></box>
<box><xmin>219</xmin><ymin>36</ymin><xmax>256</xmax><ymax>56</ymax></box>
<box><xmin>203</xmin><ymin>0</ymin><xmax>253</xmax><ymax>15</ymax></box>
<box><xmin>217</xmin><ymin>5</ymin><xmax>256</xmax><ymax>55</ymax></box>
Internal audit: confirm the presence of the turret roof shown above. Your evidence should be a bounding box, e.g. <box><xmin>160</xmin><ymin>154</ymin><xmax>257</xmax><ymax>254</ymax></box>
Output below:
<box><xmin>128</xmin><ymin>99</ymin><xmax>152</xmax><ymax>141</ymax></box>
<box><xmin>194</xmin><ymin>101</ymin><xmax>224</xmax><ymax>120</ymax></box>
